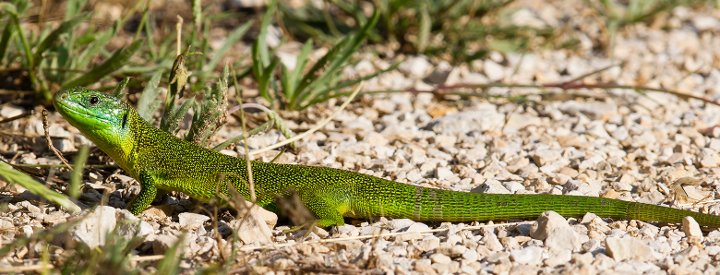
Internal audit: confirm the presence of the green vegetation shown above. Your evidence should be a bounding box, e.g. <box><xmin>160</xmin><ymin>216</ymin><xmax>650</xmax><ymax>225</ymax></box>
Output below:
<box><xmin>253</xmin><ymin>1</ymin><xmax>396</xmax><ymax>110</ymax></box>
<box><xmin>0</xmin><ymin>160</ymin><xmax>80</xmax><ymax>213</ymax></box>
<box><xmin>0</xmin><ymin>0</ymin><xmax>716</xmax><ymax>273</ymax></box>
<box><xmin>0</xmin><ymin>216</ymin><xmax>184</xmax><ymax>275</ymax></box>
<box><xmin>281</xmin><ymin>0</ymin><xmax>555</xmax><ymax>61</ymax></box>
<box><xmin>588</xmin><ymin>0</ymin><xmax>711</xmax><ymax>53</ymax></box>
<box><xmin>0</xmin><ymin>0</ymin><xmax>711</xmax><ymax>108</ymax></box>
<box><xmin>0</xmin><ymin>0</ymin><xmax>145</xmax><ymax>104</ymax></box>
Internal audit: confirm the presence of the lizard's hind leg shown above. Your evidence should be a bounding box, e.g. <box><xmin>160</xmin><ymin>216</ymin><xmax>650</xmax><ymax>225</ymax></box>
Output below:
<box><xmin>299</xmin><ymin>192</ymin><xmax>349</xmax><ymax>227</ymax></box>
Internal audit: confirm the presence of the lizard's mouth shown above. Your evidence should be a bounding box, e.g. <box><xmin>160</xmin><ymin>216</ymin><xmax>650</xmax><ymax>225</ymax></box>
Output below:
<box><xmin>55</xmin><ymin>99</ymin><xmax>113</xmax><ymax>126</ymax></box>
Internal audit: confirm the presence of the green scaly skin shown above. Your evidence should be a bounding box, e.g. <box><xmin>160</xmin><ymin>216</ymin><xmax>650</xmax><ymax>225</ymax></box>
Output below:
<box><xmin>53</xmin><ymin>87</ymin><xmax>720</xmax><ymax>228</ymax></box>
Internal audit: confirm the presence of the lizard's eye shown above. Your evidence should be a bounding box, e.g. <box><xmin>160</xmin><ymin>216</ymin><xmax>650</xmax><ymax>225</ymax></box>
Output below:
<box><xmin>89</xmin><ymin>95</ymin><xmax>99</xmax><ymax>106</ymax></box>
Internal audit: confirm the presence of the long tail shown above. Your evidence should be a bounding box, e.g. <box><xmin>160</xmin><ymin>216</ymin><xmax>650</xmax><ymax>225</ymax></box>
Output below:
<box><xmin>349</xmin><ymin>179</ymin><xmax>720</xmax><ymax>228</ymax></box>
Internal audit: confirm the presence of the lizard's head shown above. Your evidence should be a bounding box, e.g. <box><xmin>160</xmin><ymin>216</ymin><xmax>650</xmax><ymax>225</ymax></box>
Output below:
<box><xmin>53</xmin><ymin>87</ymin><xmax>134</xmax><ymax>162</ymax></box>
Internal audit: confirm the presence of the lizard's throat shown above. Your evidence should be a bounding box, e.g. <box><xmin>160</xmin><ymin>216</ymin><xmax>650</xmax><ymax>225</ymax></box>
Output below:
<box><xmin>85</xmin><ymin>126</ymin><xmax>135</xmax><ymax>173</ymax></box>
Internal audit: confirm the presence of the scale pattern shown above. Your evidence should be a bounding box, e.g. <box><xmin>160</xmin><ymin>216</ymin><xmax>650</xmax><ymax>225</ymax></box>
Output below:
<box><xmin>54</xmin><ymin>87</ymin><xmax>720</xmax><ymax>228</ymax></box>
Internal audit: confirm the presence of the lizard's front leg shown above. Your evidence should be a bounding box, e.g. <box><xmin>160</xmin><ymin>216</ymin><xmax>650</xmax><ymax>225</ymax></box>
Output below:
<box><xmin>127</xmin><ymin>172</ymin><xmax>158</xmax><ymax>215</ymax></box>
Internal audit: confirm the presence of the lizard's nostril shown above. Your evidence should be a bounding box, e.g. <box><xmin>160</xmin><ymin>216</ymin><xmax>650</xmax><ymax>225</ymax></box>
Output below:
<box><xmin>55</xmin><ymin>92</ymin><xmax>67</xmax><ymax>101</ymax></box>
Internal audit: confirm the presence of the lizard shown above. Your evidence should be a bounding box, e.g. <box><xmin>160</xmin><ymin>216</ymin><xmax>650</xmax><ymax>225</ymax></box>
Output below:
<box><xmin>53</xmin><ymin>86</ymin><xmax>720</xmax><ymax>228</ymax></box>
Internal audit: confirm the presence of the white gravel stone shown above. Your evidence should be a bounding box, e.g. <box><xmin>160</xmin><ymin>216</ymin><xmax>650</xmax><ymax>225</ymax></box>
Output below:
<box><xmin>435</xmin><ymin>167</ymin><xmax>455</xmax><ymax>180</ymax></box>
<box><xmin>336</xmin><ymin>224</ymin><xmax>359</xmax><ymax>236</ymax></box>
<box><xmin>504</xmin><ymin>113</ymin><xmax>543</xmax><ymax>134</ymax></box>
<box><xmin>69</xmin><ymin>206</ymin><xmax>152</xmax><ymax>249</ymax></box>
<box><xmin>480</xmin><ymin>179</ymin><xmax>512</xmax><ymax>194</ymax></box>
<box><xmin>544</xmin><ymin>250</ymin><xmax>572</xmax><ymax>267</ymax></box>
<box><xmin>462</xmin><ymin>249</ymin><xmax>479</xmax><ymax>261</ymax></box>
<box><xmin>483</xmin><ymin>59</ymin><xmax>505</xmax><ymax>81</ymax></box>
<box><xmin>399</xmin><ymin>56</ymin><xmax>432</xmax><ymax>79</ymax></box>
<box><xmin>429</xmin><ymin>104</ymin><xmax>505</xmax><ymax>135</ymax></box>
<box><xmin>396</xmin><ymin>221</ymin><xmax>430</xmax><ymax>241</ymax></box>
<box><xmin>531</xmin><ymin>211</ymin><xmax>581</xmax><ymax>252</ymax></box>
<box><xmin>430</xmin><ymin>253</ymin><xmax>451</xmax><ymax>264</ymax></box>
<box><xmin>389</xmin><ymin>218</ymin><xmax>416</xmax><ymax>231</ymax></box>
<box><xmin>178</xmin><ymin>212</ymin><xmax>210</xmax><ymax>228</ymax></box>
<box><xmin>117</xmin><ymin>210</ymin><xmax>154</xmax><ymax>239</ymax></box>
<box><xmin>228</xmin><ymin>201</ymin><xmax>278</xmax><ymax>245</ymax></box>
<box><xmin>699</xmin><ymin>148</ymin><xmax>720</xmax><ymax>168</ymax></box>
<box><xmin>605</xmin><ymin>236</ymin><xmax>654</xmax><ymax>261</ymax></box>
<box><xmin>0</xmin><ymin>219</ymin><xmax>14</xmax><ymax>235</ymax></box>
<box><xmin>17</xmin><ymin>201</ymin><xmax>41</xmax><ymax>215</ymax></box>
<box><xmin>531</xmin><ymin>148</ymin><xmax>563</xmax><ymax>166</ymax></box>
<box><xmin>0</xmin><ymin>104</ymin><xmax>23</xmax><ymax>118</ymax></box>
<box><xmin>9</xmin><ymin>2</ymin><xmax>720</xmax><ymax>273</ymax></box>
<box><xmin>510</xmin><ymin>246</ymin><xmax>544</xmax><ymax>265</ymax></box>
<box><xmin>692</xmin><ymin>15</ymin><xmax>720</xmax><ymax>31</ymax></box>
<box><xmin>511</xmin><ymin>8</ymin><xmax>547</xmax><ymax>28</ymax></box>
<box><xmin>417</xmin><ymin>235</ymin><xmax>441</xmax><ymax>251</ymax></box>
<box><xmin>20</xmin><ymin>225</ymin><xmax>32</xmax><ymax>237</ymax></box>
<box><xmin>483</xmin><ymin>231</ymin><xmax>504</xmax><ymax>252</ymax></box>
<box><xmin>152</xmin><ymin>234</ymin><xmax>183</xmax><ymax>254</ymax></box>
<box><xmin>414</xmin><ymin>259</ymin><xmax>437</xmax><ymax>274</ymax></box>
<box><xmin>682</xmin><ymin>216</ymin><xmax>703</xmax><ymax>240</ymax></box>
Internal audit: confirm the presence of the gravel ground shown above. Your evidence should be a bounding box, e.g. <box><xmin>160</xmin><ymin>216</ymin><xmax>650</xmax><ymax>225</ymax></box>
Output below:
<box><xmin>3</xmin><ymin>1</ymin><xmax>720</xmax><ymax>274</ymax></box>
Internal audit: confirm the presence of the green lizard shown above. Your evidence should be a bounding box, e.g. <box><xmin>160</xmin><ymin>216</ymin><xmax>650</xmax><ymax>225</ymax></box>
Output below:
<box><xmin>53</xmin><ymin>87</ymin><xmax>720</xmax><ymax>228</ymax></box>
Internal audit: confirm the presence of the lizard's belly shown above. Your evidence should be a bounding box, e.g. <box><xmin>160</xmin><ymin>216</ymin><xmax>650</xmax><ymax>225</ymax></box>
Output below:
<box><xmin>155</xmin><ymin>177</ymin><xmax>221</xmax><ymax>202</ymax></box>
<box><xmin>153</xmin><ymin>169</ymin><xmax>252</xmax><ymax>203</ymax></box>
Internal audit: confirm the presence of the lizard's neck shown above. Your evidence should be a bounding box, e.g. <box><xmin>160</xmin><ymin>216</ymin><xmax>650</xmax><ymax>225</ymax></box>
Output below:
<box><xmin>86</xmin><ymin>109</ymin><xmax>142</xmax><ymax>175</ymax></box>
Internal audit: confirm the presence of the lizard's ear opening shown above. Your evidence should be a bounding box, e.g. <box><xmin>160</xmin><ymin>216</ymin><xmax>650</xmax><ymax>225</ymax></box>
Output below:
<box><xmin>121</xmin><ymin>111</ymin><xmax>128</xmax><ymax>129</ymax></box>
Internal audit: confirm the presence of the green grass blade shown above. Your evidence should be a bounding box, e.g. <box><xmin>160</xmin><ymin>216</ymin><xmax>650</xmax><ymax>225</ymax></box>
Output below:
<box><xmin>2</xmin><ymin>3</ymin><xmax>45</xmax><ymax>97</ymax></box>
<box><xmin>9</xmin><ymin>12</ymin><xmax>33</xmax><ymax>69</ymax></box>
<box><xmin>141</xmin><ymin>11</ymin><xmax>158</xmax><ymax>59</ymax></box>
<box><xmin>155</xmin><ymin>234</ymin><xmax>185</xmax><ymax>274</ymax></box>
<box><xmin>256</xmin><ymin>0</ymin><xmax>277</xmax><ymax>66</ymax></box>
<box><xmin>137</xmin><ymin>72</ymin><xmax>164</xmax><ymax>122</ymax></box>
<box><xmin>304</xmin><ymin>62</ymin><xmax>400</xmax><ymax>108</ymax></box>
<box><xmin>61</xmin><ymin>39</ymin><xmax>143</xmax><ymax>89</ymax></box>
<box><xmin>32</xmin><ymin>14</ymin><xmax>87</xmax><ymax>64</ymax></box>
<box><xmin>74</xmin><ymin>22</ymin><xmax>118</xmax><ymax>71</ymax></box>
<box><xmin>112</xmin><ymin>77</ymin><xmax>130</xmax><ymax>98</ymax></box>
<box><xmin>206</xmin><ymin>21</ymin><xmax>251</xmax><ymax>71</ymax></box>
<box><xmin>0</xmin><ymin>218</ymin><xmax>82</xmax><ymax>258</ymax></box>
<box><xmin>0</xmin><ymin>18</ymin><xmax>14</xmax><ymax>64</ymax></box>
<box><xmin>321</xmin><ymin>9</ymin><xmax>379</xmax><ymax>75</ymax></box>
<box><xmin>0</xmin><ymin>160</ymin><xmax>81</xmax><ymax>213</ymax></box>
<box><xmin>0</xmin><ymin>2</ymin><xmax>17</xmax><ymax>14</ymax></box>
<box><xmin>417</xmin><ymin>1</ymin><xmax>431</xmax><ymax>52</ymax></box>
<box><xmin>294</xmin><ymin>38</ymin><xmax>350</xmax><ymax>100</ymax></box>
<box><xmin>251</xmin><ymin>41</ymin><xmax>266</xmax><ymax>99</ymax></box>
<box><xmin>192</xmin><ymin>0</ymin><xmax>202</xmax><ymax>29</ymax></box>
<box><xmin>0</xmin><ymin>3</ymin><xmax>17</xmax><ymax>62</ymax></box>
<box><xmin>251</xmin><ymin>0</ymin><xmax>279</xmax><ymax>103</ymax></box>
<box><xmin>187</xmin><ymin>65</ymin><xmax>229</xmax><ymax>144</ymax></box>
<box><xmin>300</xmin><ymin>10</ymin><xmax>379</xmax><ymax>85</ymax></box>
<box><xmin>212</xmin><ymin>120</ymin><xmax>273</xmax><ymax>151</ymax></box>
<box><xmin>293</xmin><ymin>10</ymin><xmax>379</xmax><ymax>109</ymax></box>
<box><xmin>252</xmin><ymin>41</ymin><xmax>279</xmax><ymax>103</ymax></box>
<box><xmin>64</xmin><ymin>0</ymin><xmax>87</xmax><ymax>19</ymax></box>
<box><xmin>166</xmin><ymin>97</ymin><xmax>195</xmax><ymax>134</ymax></box>
<box><xmin>161</xmin><ymin>53</ymin><xmax>188</xmax><ymax>131</ymax></box>
<box><xmin>69</xmin><ymin>145</ymin><xmax>89</xmax><ymax>199</ymax></box>
<box><xmin>281</xmin><ymin>39</ymin><xmax>313</xmax><ymax>104</ymax></box>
